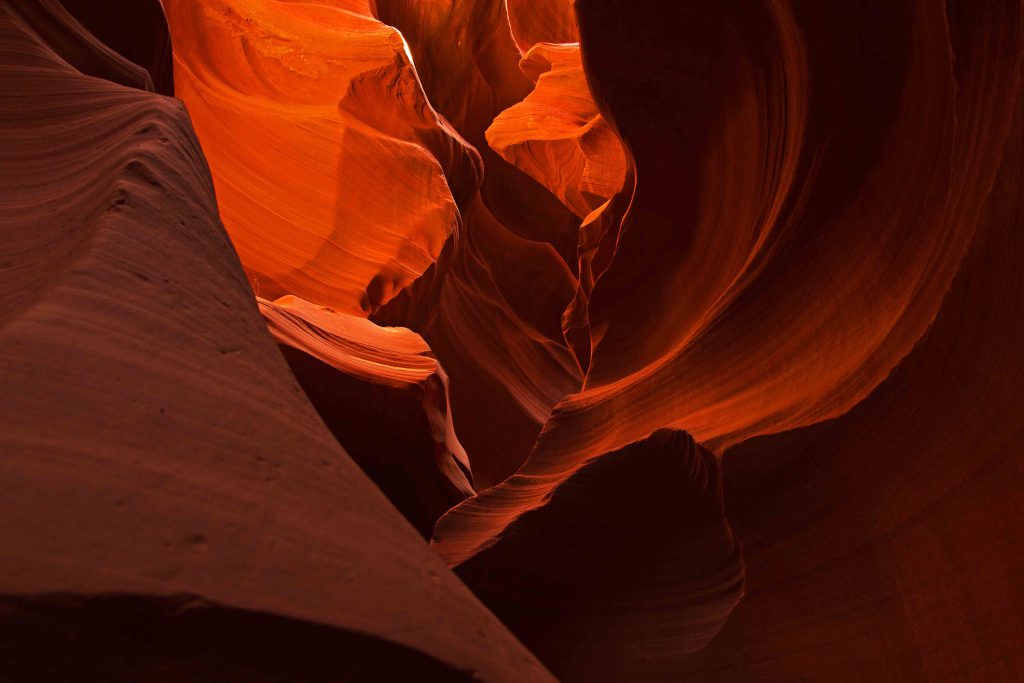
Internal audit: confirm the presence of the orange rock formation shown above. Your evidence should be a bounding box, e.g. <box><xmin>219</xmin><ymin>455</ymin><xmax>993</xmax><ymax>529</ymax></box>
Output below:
<box><xmin>3</xmin><ymin>0</ymin><xmax>1023</xmax><ymax>680</ymax></box>
<box><xmin>164</xmin><ymin>0</ymin><xmax>478</xmax><ymax>315</ymax></box>
<box><xmin>0</xmin><ymin>1</ymin><xmax>550</xmax><ymax>679</ymax></box>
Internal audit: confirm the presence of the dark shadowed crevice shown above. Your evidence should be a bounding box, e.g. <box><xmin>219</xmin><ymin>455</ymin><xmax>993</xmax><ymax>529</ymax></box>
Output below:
<box><xmin>59</xmin><ymin>0</ymin><xmax>174</xmax><ymax>95</ymax></box>
<box><xmin>0</xmin><ymin>594</ymin><xmax>475</xmax><ymax>682</ymax></box>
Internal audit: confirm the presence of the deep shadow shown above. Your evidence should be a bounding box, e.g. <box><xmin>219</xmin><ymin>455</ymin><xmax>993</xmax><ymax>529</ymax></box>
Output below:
<box><xmin>60</xmin><ymin>0</ymin><xmax>174</xmax><ymax>95</ymax></box>
<box><xmin>279</xmin><ymin>345</ymin><xmax>468</xmax><ymax>538</ymax></box>
<box><xmin>0</xmin><ymin>593</ymin><xmax>473</xmax><ymax>682</ymax></box>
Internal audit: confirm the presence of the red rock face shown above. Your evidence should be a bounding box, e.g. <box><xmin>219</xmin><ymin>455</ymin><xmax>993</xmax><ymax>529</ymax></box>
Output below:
<box><xmin>2</xmin><ymin>0</ymin><xmax>1022</xmax><ymax>680</ymax></box>
<box><xmin>0</xmin><ymin>1</ymin><xmax>549</xmax><ymax>680</ymax></box>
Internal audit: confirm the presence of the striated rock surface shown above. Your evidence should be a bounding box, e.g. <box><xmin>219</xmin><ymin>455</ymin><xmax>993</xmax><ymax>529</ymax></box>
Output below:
<box><xmin>163</xmin><ymin>0</ymin><xmax>479</xmax><ymax>316</ymax></box>
<box><xmin>0</xmin><ymin>3</ymin><xmax>552</xmax><ymax>679</ymax></box>
<box><xmin>166</xmin><ymin>0</ymin><xmax>574</xmax><ymax>489</ymax></box>
<box><xmin>2</xmin><ymin>0</ymin><xmax>156</xmax><ymax>91</ymax></box>
<box><xmin>679</xmin><ymin>72</ymin><xmax>1024</xmax><ymax>682</ymax></box>
<box><xmin>60</xmin><ymin>0</ymin><xmax>174</xmax><ymax>94</ymax></box>
<box><xmin>423</xmin><ymin>2</ymin><xmax>1023</xmax><ymax>676</ymax></box>
<box><xmin>486</xmin><ymin>42</ymin><xmax>628</xmax><ymax>219</ymax></box>
<box><xmin>504</xmin><ymin>0</ymin><xmax>577</xmax><ymax>54</ymax></box>
<box><xmin>258</xmin><ymin>295</ymin><xmax>474</xmax><ymax>537</ymax></box>
<box><xmin>4</xmin><ymin>0</ymin><xmax>1023</xmax><ymax>679</ymax></box>
<box><xmin>373</xmin><ymin>0</ymin><xmax>585</xmax><ymax>487</ymax></box>
<box><xmin>432</xmin><ymin>0</ymin><xmax>1024</xmax><ymax>574</ymax></box>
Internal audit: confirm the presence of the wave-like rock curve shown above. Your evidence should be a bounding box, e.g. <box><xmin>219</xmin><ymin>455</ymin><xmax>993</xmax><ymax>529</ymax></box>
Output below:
<box><xmin>259</xmin><ymin>295</ymin><xmax>474</xmax><ymax>536</ymax></box>
<box><xmin>431</xmin><ymin>0</ymin><xmax>1024</xmax><ymax>573</ymax></box>
<box><xmin>163</xmin><ymin>0</ymin><xmax>480</xmax><ymax>315</ymax></box>
<box><xmin>0</xmin><ymin>3</ymin><xmax>552</xmax><ymax>678</ymax></box>
<box><xmin>4</xmin><ymin>0</ymin><xmax>1023</xmax><ymax>679</ymax></box>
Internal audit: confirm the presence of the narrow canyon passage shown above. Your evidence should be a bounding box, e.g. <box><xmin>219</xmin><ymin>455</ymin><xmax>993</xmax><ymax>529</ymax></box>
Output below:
<box><xmin>1</xmin><ymin>0</ymin><xmax>1022</xmax><ymax>681</ymax></box>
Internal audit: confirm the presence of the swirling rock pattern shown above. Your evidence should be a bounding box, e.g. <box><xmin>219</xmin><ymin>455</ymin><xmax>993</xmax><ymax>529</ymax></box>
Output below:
<box><xmin>679</xmin><ymin>69</ymin><xmax>1024</xmax><ymax>681</ymax></box>
<box><xmin>505</xmin><ymin>0</ymin><xmax>577</xmax><ymax>53</ymax></box>
<box><xmin>486</xmin><ymin>42</ymin><xmax>627</xmax><ymax>219</ymax></box>
<box><xmin>432</xmin><ymin>0</ymin><xmax>1023</xmax><ymax>564</ymax></box>
<box><xmin>0</xmin><ymin>2</ymin><xmax>551</xmax><ymax>679</ymax></box>
<box><xmin>163</xmin><ymin>0</ymin><xmax>478</xmax><ymax>315</ymax></box>
<box><xmin>372</xmin><ymin>0</ymin><xmax>587</xmax><ymax>487</ymax></box>
<box><xmin>2</xmin><ymin>0</ymin><xmax>1023</xmax><ymax>680</ymax></box>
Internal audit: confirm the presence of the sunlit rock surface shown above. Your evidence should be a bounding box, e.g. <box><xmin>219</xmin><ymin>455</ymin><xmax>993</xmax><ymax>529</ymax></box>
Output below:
<box><xmin>486</xmin><ymin>42</ymin><xmax>628</xmax><ymax>218</ymax></box>
<box><xmin>163</xmin><ymin>0</ymin><xmax>478</xmax><ymax>315</ymax></box>
<box><xmin>432</xmin><ymin>0</ymin><xmax>1023</xmax><ymax>568</ymax></box>
<box><xmin>372</xmin><ymin>0</ymin><xmax>586</xmax><ymax>488</ymax></box>
<box><xmin>0</xmin><ymin>3</ymin><xmax>551</xmax><ymax>679</ymax></box>
<box><xmin>2</xmin><ymin>0</ymin><xmax>1023</xmax><ymax>680</ymax></box>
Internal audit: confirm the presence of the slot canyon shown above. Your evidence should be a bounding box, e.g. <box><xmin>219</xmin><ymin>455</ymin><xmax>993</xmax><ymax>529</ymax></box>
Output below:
<box><xmin>1</xmin><ymin>0</ymin><xmax>1022</xmax><ymax>680</ymax></box>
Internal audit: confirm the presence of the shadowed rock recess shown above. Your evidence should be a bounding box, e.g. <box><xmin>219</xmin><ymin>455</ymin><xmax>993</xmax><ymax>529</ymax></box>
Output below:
<box><xmin>1</xmin><ymin>0</ymin><xmax>1022</xmax><ymax>680</ymax></box>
